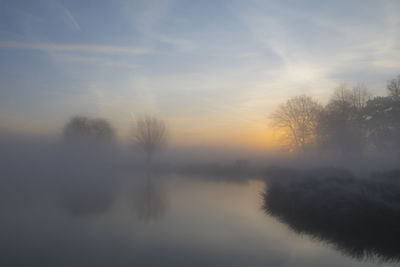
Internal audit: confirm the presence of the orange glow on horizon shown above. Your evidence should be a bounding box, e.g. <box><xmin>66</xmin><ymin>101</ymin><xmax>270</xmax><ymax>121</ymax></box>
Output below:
<box><xmin>170</xmin><ymin>126</ymin><xmax>283</xmax><ymax>150</ymax></box>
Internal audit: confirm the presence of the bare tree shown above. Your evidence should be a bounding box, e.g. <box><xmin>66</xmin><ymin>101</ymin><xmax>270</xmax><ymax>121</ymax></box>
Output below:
<box><xmin>387</xmin><ymin>74</ymin><xmax>400</xmax><ymax>101</ymax></box>
<box><xmin>350</xmin><ymin>84</ymin><xmax>370</xmax><ymax>110</ymax></box>
<box><xmin>316</xmin><ymin>85</ymin><xmax>370</xmax><ymax>155</ymax></box>
<box><xmin>331</xmin><ymin>84</ymin><xmax>369</xmax><ymax>112</ymax></box>
<box><xmin>132</xmin><ymin>116</ymin><xmax>168</xmax><ymax>167</ymax></box>
<box><xmin>332</xmin><ymin>83</ymin><xmax>353</xmax><ymax>109</ymax></box>
<box><xmin>270</xmin><ymin>95</ymin><xmax>322</xmax><ymax>152</ymax></box>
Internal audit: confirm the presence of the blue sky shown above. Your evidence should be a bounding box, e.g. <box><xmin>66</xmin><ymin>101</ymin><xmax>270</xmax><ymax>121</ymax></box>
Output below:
<box><xmin>1</xmin><ymin>0</ymin><xmax>399</xmax><ymax>147</ymax></box>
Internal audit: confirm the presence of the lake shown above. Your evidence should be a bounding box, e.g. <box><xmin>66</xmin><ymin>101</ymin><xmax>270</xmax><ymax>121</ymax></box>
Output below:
<box><xmin>0</xmin><ymin>173</ymin><xmax>398</xmax><ymax>266</ymax></box>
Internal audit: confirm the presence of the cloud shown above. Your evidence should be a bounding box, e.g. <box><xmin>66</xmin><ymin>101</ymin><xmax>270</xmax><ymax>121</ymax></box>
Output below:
<box><xmin>121</xmin><ymin>0</ymin><xmax>197</xmax><ymax>52</ymax></box>
<box><xmin>148</xmin><ymin>32</ymin><xmax>196</xmax><ymax>52</ymax></box>
<box><xmin>0</xmin><ymin>41</ymin><xmax>155</xmax><ymax>55</ymax></box>
<box><xmin>63</xmin><ymin>8</ymin><xmax>81</xmax><ymax>32</ymax></box>
<box><xmin>229</xmin><ymin>0</ymin><xmax>400</xmax><ymax>99</ymax></box>
<box><xmin>49</xmin><ymin>53</ymin><xmax>140</xmax><ymax>69</ymax></box>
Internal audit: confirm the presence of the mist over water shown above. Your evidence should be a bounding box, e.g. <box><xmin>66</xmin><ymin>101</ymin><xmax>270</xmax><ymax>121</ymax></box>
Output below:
<box><xmin>1</xmin><ymin>131</ymin><xmax>400</xmax><ymax>266</ymax></box>
<box><xmin>1</xmin><ymin>79</ymin><xmax>400</xmax><ymax>266</ymax></box>
<box><xmin>2</xmin><ymin>0</ymin><xmax>400</xmax><ymax>266</ymax></box>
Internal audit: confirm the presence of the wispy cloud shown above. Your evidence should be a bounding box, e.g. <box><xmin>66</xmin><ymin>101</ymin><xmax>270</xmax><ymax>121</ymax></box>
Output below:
<box><xmin>122</xmin><ymin>0</ymin><xmax>197</xmax><ymax>52</ymax></box>
<box><xmin>0</xmin><ymin>41</ymin><xmax>155</xmax><ymax>55</ymax></box>
<box><xmin>63</xmin><ymin>8</ymin><xmax>81</xmax><ymax>32</ymax></box>
<box><xmin>229</xmin><ymin>0</ymin><xmax>400</xmax><ymax>99</ymax></box>
<box><xmin>50</xmin><ymin>54</ymin><xmax>140</xmax><ymax>69</ymax></box>
<box><xmin>148</xmin><ymin>32</ymin><xmax>196</xmax><ymax>52</ymax></box>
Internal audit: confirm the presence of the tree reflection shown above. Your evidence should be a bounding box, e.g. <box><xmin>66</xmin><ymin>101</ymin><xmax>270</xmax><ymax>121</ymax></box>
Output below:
<box><xmin>262</xmin><ymin>168</ymin><xmax>400</xmax><ymax>262</ymax></box>
<box><xmin>60</xmin><ymin>169</ymin><xmax>116</xmax><ymax>217</ymax></box>
<box><xmin>131</xmin><ymin>175</ymin><xmax>167</xmax><ymax>224</ymax></box>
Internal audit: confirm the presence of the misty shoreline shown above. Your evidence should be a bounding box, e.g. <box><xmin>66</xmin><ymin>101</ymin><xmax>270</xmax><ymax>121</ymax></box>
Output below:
<box><xmin>263</xmin><ymin>167</ymin><xmax>400</xmax><ymax>262</ymax></box>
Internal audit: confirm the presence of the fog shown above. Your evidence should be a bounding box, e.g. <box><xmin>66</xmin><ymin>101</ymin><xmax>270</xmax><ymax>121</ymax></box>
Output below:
<box><xmin>1</xmin><ymin>110</ymin><xmax>400</xmax><ymax>265</ymax></box>
<box><xmin>2</xmin><ymin>1</ymin><xmax>400</xmax><ymax>265</ymax></box>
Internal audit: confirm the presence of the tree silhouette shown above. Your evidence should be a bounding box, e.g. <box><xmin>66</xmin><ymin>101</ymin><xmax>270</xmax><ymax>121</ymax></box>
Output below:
<box><xmin>270</xmin><ymin>95</ymin><xmax>322</xmax><ymax>152</ymax></box>
<box><xmin>63</xmin><ymin>116</ymin><xmax>115</xmax><ymax>142</ymax></box>
<box><xmin>387</xmin><ymin>75</ymin><xmax>400</xmax><ymax>101</ymax></box>
<box><xmin>132</xmin><ymin>116</ymin><xmax>168</xmax><ymax>168</ymax></box>
<box><xmin>364</xmin><ymin>96</ymin><xmax>400</xmax><ymax>152</ymax></box>
<box><xmin>316</xmin><ymin>85</ymin><xmax>369</xmax><ymax>155</ymax></box>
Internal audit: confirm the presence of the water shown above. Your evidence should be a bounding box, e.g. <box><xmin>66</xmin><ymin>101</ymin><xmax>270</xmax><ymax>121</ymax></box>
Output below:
<box><xmin>0</xmin><ymin>173</ymin><xmax>397</xmax><ymax>266</ymax></box>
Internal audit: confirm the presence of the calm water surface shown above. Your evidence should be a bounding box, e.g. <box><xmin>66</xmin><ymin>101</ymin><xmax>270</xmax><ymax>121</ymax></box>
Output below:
<box><xmin>1</xmin><ymin>174</ymin><xmax>397</xmax><ymax>267</ymax></box>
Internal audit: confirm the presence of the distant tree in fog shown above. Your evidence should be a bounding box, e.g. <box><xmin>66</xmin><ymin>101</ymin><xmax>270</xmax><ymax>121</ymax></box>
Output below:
<box><xmin>316</xmin><ymin>85</ymin><xmax>369</xmax><ymax>155</ymax></box>
<box><xmin>131</xmin><ymin>116</ymin><xmax>168</xmax><ymax>166</ymax></box>
<box><xmin>364</xmin><ymin>96</ymin><xmax>400</xmax><ymax>152</ymax></box>
<box><xmin>269</xmin><ymin>75</ymin><xmax>400</xmax><ymax>156</ymax></box>
<box><xmin>270</xmin><ymin>95</ymin><xmax>322</xmax><ymax>152</ymax></box>
<box><xmin>328</xmin><ymin>84</ymin><xmax>369</xmax><ymax>112</ymax></box>
<box><xmin>63</xmin><ymin>116</ymin><xmax>115</xmax><ymax>143</ymax></box>
<box><xmin>387</xmin><ymin>75</ymin><xmax>400</xmax><ymax>101</ymax></box>
<box><xmin>350</xmin><ymin>84</ymin><xmax>370</xmax><ymax>110</ymax></box>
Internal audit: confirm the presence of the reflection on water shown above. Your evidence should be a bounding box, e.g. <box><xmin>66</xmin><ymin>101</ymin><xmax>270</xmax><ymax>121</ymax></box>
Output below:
<box><xmin>60</xmin><ymin>172</ymin><xmax>116</xmax><ymax>217</ymax></box>
<box><xmin>62</xmin><ymin>185</ymin><xmax>115</xmax><ymax>217</ymax></box>
<box><xmin>262</xmin><ymin>168</ymin><xmax>400</xmax><ymax>263</ymax></box>
<box><xmin>131</xmin><ymin>176</ymin><xmax>167</xmax><ymax>223</ymax></box>
<box><xmin>1</xmin><ymin>168</ymin><xmax>399</xmax><ymax>267</ymax></box>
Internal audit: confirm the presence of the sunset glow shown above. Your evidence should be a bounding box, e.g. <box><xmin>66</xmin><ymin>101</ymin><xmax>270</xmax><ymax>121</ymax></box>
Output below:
<box><xmin>2</xmin><ymin>2</ymin><xmax>400</xmax><ymax>266</ymax></box>
<box><xmin>1</xmin><ymin>0</ymin><xmax>400</xmax><ymax>149</ymax></box>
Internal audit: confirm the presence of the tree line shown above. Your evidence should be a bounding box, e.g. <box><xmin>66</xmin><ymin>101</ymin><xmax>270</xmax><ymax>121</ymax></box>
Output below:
<box><xmin>61</xmin><ymin>74</ymin><xmax>400</xmax><ymax>158</ymax></box>
<box><xmin>270</xmin><ymin>74</ymin><xmax>400</xmax><ymax>155</ymax></box>
<box><xmin>63</xmin><ymin>115</ymin><xmax>168</xmax><ymax>165</ymax></box>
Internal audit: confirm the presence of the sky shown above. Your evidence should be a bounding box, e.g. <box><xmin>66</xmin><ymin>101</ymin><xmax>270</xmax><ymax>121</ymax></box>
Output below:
<box><xmin>1</xmin><ymin>0</ymin><xmax>400</xmax><ymax>148</ymax></box>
